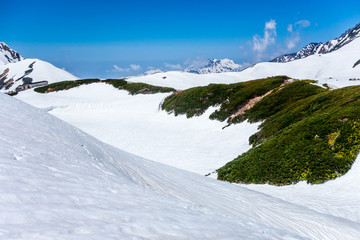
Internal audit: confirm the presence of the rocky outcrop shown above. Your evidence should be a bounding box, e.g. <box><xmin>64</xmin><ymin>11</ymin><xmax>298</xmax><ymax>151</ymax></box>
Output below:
<box><xmin>0</xmin><ymin>42</ymin><xmax>24</xmax><ymax>65</ymax></box>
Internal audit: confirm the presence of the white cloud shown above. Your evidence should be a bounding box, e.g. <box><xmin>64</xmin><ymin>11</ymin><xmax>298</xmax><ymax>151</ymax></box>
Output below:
<box><xmin>265</xmin><ymin>19</ymin><xmax>277</xmax><ymax>30</ymax></box>
<box><xmin>165</xmin><ymin>63</ymin><xmax>182</xmax><ymax>70</ymax></box>
<box><xmin>130</xmin><ymin>64</ymin><xmax>141</xmax><ymax>71</ymax></box>
<box><xmin>145</xmin><ymin>69</ymin><xmax>163</xmax><ymax>75</ymax></box>
<box><xmin>253</xmin><ymin>20</ymin><xmax>277</xmax><ymax>53</ymax></box>
<box><xmin>286</xmin><ymin>33</ymin><xmax>301</xmax><ymax>50</ymax></box>
<box><xmin>287</xmin><ymin>24</ymin><xmax>293</xmax><ymax>33</ymax></box>
<box><xmin>285</xmin><ymin>20</ymin><xmax>310</xmax><ymax>50</ymax></box>
<box><xmin>184</xmin><ymin>56</ymin><xmax>209</xmax><ymax>69</ymax></box>
<box><xmin>113</xmin><ymin>65</ymin><xmax>130</xmax><ymax>72</ymax></box>
<box><xmin>111</xmin><ymin>64</ymin><xmax>141</xmax><ymax>72</ymax></box>
<box><xmin>295</xmin><ymin>20</ymin><xmax>310</xmax><ymax>28</ymax></box>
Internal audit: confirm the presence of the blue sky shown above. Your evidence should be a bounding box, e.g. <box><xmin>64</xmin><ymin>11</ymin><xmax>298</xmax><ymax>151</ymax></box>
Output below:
<box><xmin>3</xmin><ymin>0</ymin><xmax>360</xmax><ymax>78</ymax></box>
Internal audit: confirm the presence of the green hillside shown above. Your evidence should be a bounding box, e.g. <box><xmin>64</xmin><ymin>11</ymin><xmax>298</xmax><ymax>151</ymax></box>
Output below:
<box><xmin>161</xmin><ymin>76</ymin><xmax>360</xmax><ymax>185</ymax></box>
<box><xmin>218</xmin><ymin>85</ymin><xmax>360</xmax><ymax>184</ymax></box>
<box><xmin>34</xmin><ymin>78</ymin><xmax>175</xmax><ymax>95</ymax></box>
<box><xmin>162</xmin><ymin>76</ymin><xmax>288</xmax><ymax>122</ymax></box>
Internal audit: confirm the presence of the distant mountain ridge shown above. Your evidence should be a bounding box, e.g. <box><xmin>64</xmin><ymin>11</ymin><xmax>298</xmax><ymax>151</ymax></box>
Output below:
<box><xmin>0</xmin><ymin>42</ymin><xmax>24</xmax><ymax>65</ymax></box>
<box><xmin>272</xmin><ymin>22</ymin><xmax>360</xmax><ymax>63</ymax></box>
<box><xmin>185</xmin><ymin>58</ymin><xmax>243</xmax><ymax>74</ymax></box>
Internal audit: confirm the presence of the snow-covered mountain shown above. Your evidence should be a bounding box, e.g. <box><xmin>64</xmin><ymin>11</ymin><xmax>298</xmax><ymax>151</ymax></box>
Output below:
<box><xmin>0</xmin><ymin>42</ymin><xmax>24</xmax><ymax>65</ymax></box>
<box><xmin>3</xmin><ymin>92</ymin><xmax>360</xmax><ymax>239</ymax></box>
<box><xmin>0</xmin><ymin>42</ymin><xmax>78</xmax><ymax>93</ymax></box>
<box><xmin>185</xmin><ymin>58</ymin><xmax>243</xmax><ymax>74</ymax></box>
<box><xmin>272</xmin><ymin>22</ymin><xmax>360</xmax><ymax>63</ymax></box>
<box><xmin>271</xmin><ymin>42</ymin><xmax>321</xmax><ymax>62</ymax></box>
<box><xmin>240</xmin><ymin>36</ymin><xmax>360</xmax><ymax>82</ymax></box>
<box><xmin>0</xmin><ymin>59</ymin><xmax>78</xmax><ymax>93</ymax></box>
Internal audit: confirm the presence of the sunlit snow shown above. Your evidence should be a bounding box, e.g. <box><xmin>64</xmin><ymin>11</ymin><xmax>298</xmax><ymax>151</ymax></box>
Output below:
<box><xmin>2</xmin><ymin>93</ymin><xmax>360</xmax><ymax>239</ymax></box>
<box><xmin>17</xmin><ymin>83</ymin><xmax>259</xmax><ymax>175</ymax></box>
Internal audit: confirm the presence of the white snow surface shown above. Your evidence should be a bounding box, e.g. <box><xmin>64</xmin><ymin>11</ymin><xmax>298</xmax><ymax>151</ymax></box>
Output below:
<box><xmin>2</xmin><ymin>92</ymin><xmax>360</xmax><ymax>239</ymax></box>
<box><xmin>0</xmin><ymin>58</ymin><xmax>78</xmax><ymax>92</ymax></box>
<box><xmin>17</xmin><ymin>83</ymin><xmax>259</xmax><ymax>175</ymax></box>
<box><xmin>244</xmin><ymin>157</ymin><xmax>360</xmax><ymax>223</ymax></box>
<box><xmin>127</xmin><ymin>37</ymin><xmax>360</xmax><ymax>90</ymax></box>
<box><xmin>127</xmin><ymin>70</ymin><xmax>249</xmax><ymax>90</ymax></box>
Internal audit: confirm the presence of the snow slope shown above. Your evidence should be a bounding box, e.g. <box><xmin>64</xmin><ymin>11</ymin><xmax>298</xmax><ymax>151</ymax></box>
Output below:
<box><xmin>245</xmin><ymin>157</ymin><xmax>360</xmax><ymax>223</ymax></box>
<box><xmin>17</xmin><ymin>83</ymin><xmax>259</xmax><ymax>175</ymax></box>
<box><xmin>126</xmin><ymin>37</ymin><xmax>360</xmax><ymax>90</ymax></box>
<box><xmin>127</xmin><ymin>70</ymin><xmax>252</xmax><ymax>90</ymax></box>
<box><xmin>2</xmin><ymin>92</ymin><xmax>360</xmax><ymax>239</ymax></box>
<box><xmin>240</xmin><ymin>37</ymin><xmax>360</xmax><ymax>82</ymax></box>
<box><xmin>15</xmin><ymin>81</ymin><xmax>360</xmax><ymax>227</ymax></box>
<box><xmin>0</xmin><ymin>58</ymin><xmax>78</xmax><ymax>92</ymax></box>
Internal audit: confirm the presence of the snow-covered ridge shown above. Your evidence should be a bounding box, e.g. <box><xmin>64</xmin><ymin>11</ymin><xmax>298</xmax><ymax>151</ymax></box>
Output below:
<box><xmin>272</xmin><ymin>22</ymin><xmax>360</xmax><ymax>62</ymax></box>
<box><xmin>0</xmin><ymin>58</ymin><xmax>78</xmax><ymax>93</ymax></box>
<box><xmin>243</xmin><ymin>37</ymin><xmax>360</xmax><ymax>82</ymax></box>
<box><xmin>0</xmin><ymin>42</ymin><xmax>23</xmax><ymax>65</ymax></box>
<box><xmin>3</xmin><ymin>92</ymin><xmax>360</xmax><ymax>239</ymax></box>
<box><xmin>0</xmin><ymin>42</ymin><xmax>78</xmax><ymax>93</ymax></box>
<box><xmin>271</xmin><ymin>42</ymin><xmax>321</xmax><ymax>62</ymax></box>
<box><xmin>185</xmin><ymin>58</ymin><xmax>243</xmax><ymax>74</ymax></box>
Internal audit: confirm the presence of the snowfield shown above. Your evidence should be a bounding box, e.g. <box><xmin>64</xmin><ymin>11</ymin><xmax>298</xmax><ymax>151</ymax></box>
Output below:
<box><xmin>244</xmin><ymin>158</ymin><xmax>360</xmax><ymax>223</ymax></box>
<box><xmin>128</xmin><ymin>70</ymin><xmax>253</xmax><ymax>90</ymax></box>
<box><xmin>17</xmin><ymin>83</ymin><xmax>260</xmax><ymax>175</ymax></box>
<box><xmin>2</xmin><ymin>92</ymin><xmax>360</xmax><ymax>239</ymax></box>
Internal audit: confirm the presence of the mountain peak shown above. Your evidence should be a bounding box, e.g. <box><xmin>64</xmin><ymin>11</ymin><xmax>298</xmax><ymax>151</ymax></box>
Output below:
<box><xmin>185</xmin><ymin>58</ymin><xmax>243</xmax><ymax>74</ymax></box>
<box><xmin>0</xmin><ymin>42</ymin><xmax>24</xmax><ymax>65</ymax></box>
<box><xmin>272</xmin><ymin>22</ymin><xmax>360</xmax><ymax>63</ymax></box>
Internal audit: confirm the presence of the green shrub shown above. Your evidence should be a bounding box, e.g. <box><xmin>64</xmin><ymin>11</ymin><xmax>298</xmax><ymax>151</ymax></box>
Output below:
<box><xmin>322</xmin><ymin>83</ymin><xmax>331</xmax><ymax>90</ymax></box>
<box><xmin>34</xmin><ymin>78</ymin><xmax>175</xmax><ymax>95</ymax></box>
<box><xmin>104</xmin><ymin>79</ymin><xmax>175</xmax><ymax>95</ymax></box>
<box><xmin>239</xmin><ymin>80</ymin><xmax>326</xmax><ymax>124</ymax></box>
<box><xmin>6</xmin><ymin>91</ymin><xmax>18</xmax><ymax>96</ymax></box>
<box><xmin>102</xmin><ymin>79</ymin><xmax>127</xmax><ymax>88</ymax></box>
<box><xmin>162</xmin><ymin>76</ymin><xmax>289</xmax><ymax>120</ymax></box>
<box><xmin>217</xmin><ymin>85</ymin><xmax>360</xmax><ymax>185</ymax></box>
<box><xmin>34</xmin><ymin>79</ymin><xmax>101</xmax><ymax>93</ymax></box>
<box><xmin>301</xmin><ymin>79</ymin><xmax>318</xmax><ymax>84</ymax></box>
